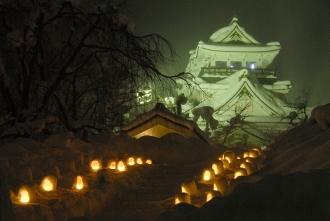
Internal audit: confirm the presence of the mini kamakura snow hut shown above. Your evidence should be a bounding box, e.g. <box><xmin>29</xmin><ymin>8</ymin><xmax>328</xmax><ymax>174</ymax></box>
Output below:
<box><xmin>121</xmin><ymin>103</ymin><xmax>211</xmax><ymax>145</ymax></box>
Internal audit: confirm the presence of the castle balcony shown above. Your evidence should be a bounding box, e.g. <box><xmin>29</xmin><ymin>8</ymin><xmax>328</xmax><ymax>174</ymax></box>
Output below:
<box><xmin>199</xmin><ymin>67</ymin><xmax>277</xmax><ymax>84</ymax></box>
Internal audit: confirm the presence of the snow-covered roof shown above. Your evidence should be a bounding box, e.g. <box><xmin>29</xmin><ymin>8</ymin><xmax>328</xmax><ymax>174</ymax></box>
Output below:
<box><xmin>121</xmin><ymin>103</ymin><xmax>211</xmax><ymax>145</ymax></box>
<box><xmin>198</xmin><ymin>42</ymin><xmax>280</xmax><ymax>52</ymax></box>
<box><xmin>209</xmin><ymin>17</ymin><xmax>260</xmax><ymax>44</ymax></box>
<box><xmin>194</xmin><ymin>69</ymin><xmax>289</xmax><ymax>116</ymax></box>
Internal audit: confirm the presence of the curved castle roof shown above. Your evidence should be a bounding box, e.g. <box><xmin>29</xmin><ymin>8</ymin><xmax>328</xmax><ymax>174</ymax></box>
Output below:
<box><xmin>209</xmin><ymin>17</ymin><xmax>260</xmax><ymax>44</ymax></box>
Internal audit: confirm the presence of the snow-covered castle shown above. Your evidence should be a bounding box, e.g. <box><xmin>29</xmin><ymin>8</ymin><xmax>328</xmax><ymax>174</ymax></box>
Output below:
<box><xmin>175</xmin><ymin>17</ymin><xmax>293</xmax><ymax>145</ymax></box>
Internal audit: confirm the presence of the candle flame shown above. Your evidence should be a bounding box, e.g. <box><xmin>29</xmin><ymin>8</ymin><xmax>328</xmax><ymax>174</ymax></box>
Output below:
<box><xmin>136</xmin><ymin>158</ymin><xmax>143</xmax><ymax>165</ymax></box>
<box><xmin>117</xmin><ymin>160</ymin><xmax>126</xmax><ymax>171</ymax></box>
<box><xmin>76</xmin><ymin>176</ymin><xmax>84</xmax><ymax>189</ymax></box>
<box><xmin>127</xmin><ymin>157</ymin><xmax>135</xmax><ymax>166</ymax></box>
<box><xmin>42</xmin><ymin>177</ymin><xmax>53</xmax><ymax>191</ymax></box>
<box><xmin>203</xmin><ymin>170</ymin><xmax>211</xmax><ymax>181</ymax></box>
<box><xmin>90</xmin><ymin>160</ymin><xmax>101</xmax><ymax>171</ymax></box>
<box><xmin>20</xmin><ymin>190</ymin><xmax>30</xmax><ymax>203</ymax></box>
<box><xmin>109</xmin><ymin>161</ymin><xmax>116</xmax><ymax>170</ymax></box>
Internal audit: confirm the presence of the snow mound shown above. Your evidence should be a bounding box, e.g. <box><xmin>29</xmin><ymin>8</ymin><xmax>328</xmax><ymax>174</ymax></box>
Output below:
<box><xmin>174</xmin><ymin>169</ymin><xmax>330</xmax><ymax>221</ymax></box>
<box><xmin>263</xmin><ymin>104</ymin><xmax>330</xmax><ymax>174</ymax></box>
<box><xmin>137</xmin><ymin>133</ymin><xmax>215</xmax><ymax>165</ymax></box>
<box><xmin>307</xmin><ymin>103</ymin><xmax>330</xmax><ymax>130</ymax></box>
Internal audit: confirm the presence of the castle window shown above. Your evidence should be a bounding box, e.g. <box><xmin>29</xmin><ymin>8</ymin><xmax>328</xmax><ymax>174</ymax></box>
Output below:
<box><xmin>246</xmin><ymin>62</ymin><xmax>257</xmax><ymax>69</ymax></box>
<box><xmin>215</xmin><ymin>61</ymin><xmax>227</xmax><ymax>67</ymax></box>
<box><xmin>230</xmin><ymin>61</ymin><xmax>241</xmax><ymax>68</ymax></box>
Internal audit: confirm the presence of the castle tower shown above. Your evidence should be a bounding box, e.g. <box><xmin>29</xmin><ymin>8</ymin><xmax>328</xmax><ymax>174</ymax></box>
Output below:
<box><xmin>176</xmin><ymin>17</ymin><xmax>293</xmax><ymax>146</ymax></box>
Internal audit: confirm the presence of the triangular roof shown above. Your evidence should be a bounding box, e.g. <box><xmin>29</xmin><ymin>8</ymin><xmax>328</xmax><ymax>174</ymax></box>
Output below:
<box><xmin>209</xmin><ymin>17</ymin><xmax>260</xmax><ymax>44</ymax></box>
<box><xmin>121</xmin><ymin>103</ymin><xmax>211</xmax><ymax>145</ymax></box>
<box><xmin>193</xmin><ymin>69</ymin><xmax>289</xmax><ymax>117</ymax></box>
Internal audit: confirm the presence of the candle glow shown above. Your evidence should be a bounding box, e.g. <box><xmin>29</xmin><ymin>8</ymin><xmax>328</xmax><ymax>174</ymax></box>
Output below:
<box><xmin>90</xmin><ymin>159</ymin><xmax>101</xmax><ymax>171</ymax></box>
<box><xmin>127</xmin><ymin>157</ymin><xmax>135</xmax><ymax>166</ymax></box>
<box><xmin>76</xmin><ymin>176</ymin><xmax>84</xmax><ymax>189</ymax></box>
<box><xmin>41</xmin><ymin>177</ymin><xmax>53</xmax><ymax>191</ymax></box>
<box><xmin>117</xmin><ymin>160</ymin><xmax>126</xmax><ymax>171</ymax></box>
<box><xmin>19</xmin><ymin>190</ymin><xmax>30</xmax><ymax>203</ymax></box>
<box><xmin>136</xmin><ymin>157</ymin><xmax>143</xmax><ymax>165</ymax></box>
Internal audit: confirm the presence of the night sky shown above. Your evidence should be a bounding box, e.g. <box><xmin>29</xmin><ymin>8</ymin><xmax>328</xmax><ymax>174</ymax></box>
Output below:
<box><xmin>123</xmin><ymin>0</ymin><xmax>330</xmax><ymax>106</ymax></box>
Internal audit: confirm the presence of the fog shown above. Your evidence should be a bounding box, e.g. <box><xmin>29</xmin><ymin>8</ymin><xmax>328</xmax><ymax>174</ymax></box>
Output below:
<box><xmin>125</xmin><ymin>0</ymin><xmax>330</xmax><ymax>105</ymax></box>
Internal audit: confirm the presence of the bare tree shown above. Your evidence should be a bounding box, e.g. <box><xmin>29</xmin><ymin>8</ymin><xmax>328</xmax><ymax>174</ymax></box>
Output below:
<box><xmin>0</xmin><ymin>0</ymin><xmax>184</xmax><ymax>138</ymax></box>
<box><xmin>283</xmin><ymin>86</ymin><xmax>312</xmax><ymax>126</ymax></box>
<box><xmin>218</xmin><ymin>104</ymin><xmax>251</xmax><ymax>145</ymax></box>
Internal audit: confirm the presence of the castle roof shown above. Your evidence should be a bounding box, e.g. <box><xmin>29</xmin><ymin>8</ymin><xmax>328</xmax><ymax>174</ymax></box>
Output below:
<box><xmin>209</xmin><ymin>17</ymin><xmax>260</xmax><ymax>44</ymax></box>
<box><xmin>193</xmin><ymin>69</ymin><xmax>290</xmax><ymax>118</ymax></box>
<box><xmin>121</xmin><ymin>103</ymin><xmax>211</xmax><ymax>145</ymax></box>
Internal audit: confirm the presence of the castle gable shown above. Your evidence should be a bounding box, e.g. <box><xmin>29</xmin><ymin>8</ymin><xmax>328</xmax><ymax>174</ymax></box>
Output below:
<box><xmin>209</xmin><ymin>17</ymin><xmax>260</xmax><ymax>45</ymax></box>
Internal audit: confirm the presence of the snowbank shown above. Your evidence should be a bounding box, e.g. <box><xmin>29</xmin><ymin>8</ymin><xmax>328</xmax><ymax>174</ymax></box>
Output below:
<box><xmin>0</xmin><ymin>129</ymin><xmax>221</xmax><ymax>220</ymax></box>
<box><xmin>155</xmin><ymin>103</ymin><xmax>330</xmax><ymax>220</ymax></box>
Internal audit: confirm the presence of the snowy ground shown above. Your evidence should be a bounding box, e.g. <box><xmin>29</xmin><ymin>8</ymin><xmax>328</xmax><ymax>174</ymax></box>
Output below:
<box><xmin>0</xmin><ymin>128</ymin><xmax>220</xmax><ymax>220</ymax></box>
<box><xmin>1</xmin><ymin>103</ymin><xmax>330</xmax><ymax>220</ymax></box>
<box><xmin>161</xmin><ymin>103</ymin><xmax>330</xmax><ymax>220</ymax></box>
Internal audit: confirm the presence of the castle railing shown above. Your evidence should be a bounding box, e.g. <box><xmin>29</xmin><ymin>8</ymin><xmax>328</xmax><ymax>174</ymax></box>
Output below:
<box><xmin>199</xmin><ymin>67</ymin><xmax>276</xmax><ymax>77</ymax></box>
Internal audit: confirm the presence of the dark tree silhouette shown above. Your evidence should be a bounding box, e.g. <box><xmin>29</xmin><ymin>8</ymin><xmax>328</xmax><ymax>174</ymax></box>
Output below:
<box><xmin>283</xmin><ymin>86</ymin><xmax>312</xmax><ymax>126</ymax></box>
<box><xmin>0</xmin><ymin>0</ymin><xmax>184</xmax><ymax>138</ymax></box>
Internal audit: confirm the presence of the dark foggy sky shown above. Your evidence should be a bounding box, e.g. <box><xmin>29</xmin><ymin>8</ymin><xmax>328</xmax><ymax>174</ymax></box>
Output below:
<box><xmin>124</xmin><ymin>0</ymin><xmax>330</xmax><ymax>105</ymax></box>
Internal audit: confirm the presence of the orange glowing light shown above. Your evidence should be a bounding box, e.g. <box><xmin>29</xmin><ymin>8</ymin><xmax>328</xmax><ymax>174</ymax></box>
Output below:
<box><xmin>234</xmin><ymin>168</ymin><xmax>247</xmax><ymax>179</ymax></box>
<box><xmin>203</xmin><ymin>170</ymin><xmax>211</xmax><ymax>181</ymax></box>
<box><xmin>224</xmin><ymin>156</ymin><xmax>231</xmax><ymax>163</ymax></box>
<box><xmin>234</xmin><ymin>171</ymin><xmax>243</xmax><ymax>179</ymax></box>
<box><xmin>127</xmin><ymin>157</ymin><xmax>135</xmax><ymax>166</ymax></box>
<box><xmin>252</xmin><ymin>147</ymin><xmax>262</xmax><ymax>155</ymax></box>
<box><xmin>117</xmin><ymin>160</ymin><xmax>126</xmax><ymax>171</ymax></box>
<box><xmin>19</xmin><ymin>189</ymin><xmax>30</xmax><ymax>203</ymax></box>
<box><xmin>221</xmin><ymin>159</ymin><xmax>230</xmax><ymax>169</ymax></box>
<box><xmin>240</xmin><ymin>162</ymin><xmax>253</xmax><ymax>175</ymax></box>
<box><xmin>212</xmin><ymin>164</ymin><xmax>218</xmax><ymax>174</ymax></box>
<box><xmin>76</xmin><ymin>176</ymin><xmax>84</xmax><ymax>189</ymax></box>
<box><xmin>145</xmin><ymin>159</ymin><xmax>152</xmax><ymax>164</ymax></box>
<box><xmin>41</xmin><ymin>177</ymin><xmax>54</xmax><ymax>191</ymax></box>
<box><xmin>206</xmin><ymin>190</ymin><xmax>222</xmax><ymax>202</ymax></box>
<box><xmin>174</xmin><ymin>193</ymin><xmax>191</xmax><ymax>204</ymax></box>
<box><xmin>136</xmin><ymin>157</ymin><xmax>143</xmax><ymax>165</ymax></box>
<box><xmin>109</xmin><ymin>161</ymin><xmax>116</xmax><ymax>170</ymax></box>
<box><xmin>248</xmin><ymin>150</ymin><xmax>259</xmax><ymax>158</ymax></box>
<box><xmin>90</xmin><ymin>159</ymin><xmax>101</xmax><ymax>171</ymax></box>
<box><xmin>206</xmin><ymin>192</ymin><xmax>213</xmax><ymax>202</ymax></box>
